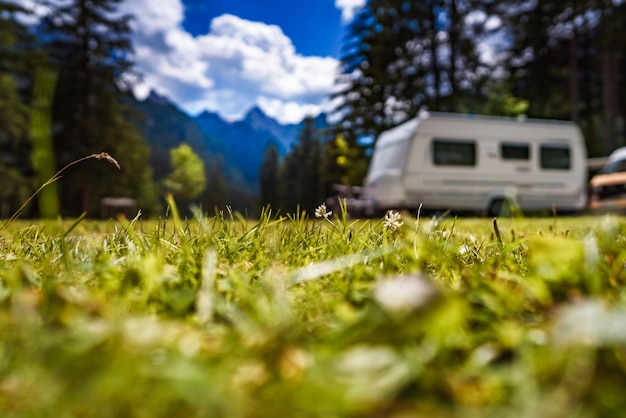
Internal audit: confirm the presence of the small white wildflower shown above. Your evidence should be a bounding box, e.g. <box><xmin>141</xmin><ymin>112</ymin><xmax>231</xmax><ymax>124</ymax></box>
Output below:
<box><xmin>373</xmin><ymin>274</ymin><xmax>436</xmax><ymax>315</ymax></box>
<box><xmin>382</xmin><ymin>210</ymin><xmax>403</xmax><ymax>231</ymax></box>
<box><xmin>315</xmin><ymin>203</ymin><xmax>332</xmax><ymax>219</ymax></box>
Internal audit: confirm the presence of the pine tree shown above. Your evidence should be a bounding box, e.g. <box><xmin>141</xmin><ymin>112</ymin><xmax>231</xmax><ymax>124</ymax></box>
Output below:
<box><xmin>204</xmin><ymin>156</ymin><xmax>228</xmax><ymax>214</ymax></box>
<box><xmin>332</xmin><ymin>0</ymin><xmax>490</xmax><ymax>145</ymax></box>
<box><xmin>259</xmin><ymin>143</ymin><xmax>280</xmax><ymax>212</ymax></box>
<box><xmin>0</xmin><ymin>64</ymin><xmax>26</xmax><ymax>141</ymax></box>
<box><xmin>40</xmin><ymin>0</ymin><xmax>155</xmax><ymax>215</ymax></box>
<box><xmin>498</xmin><ymin>1</ymin><xmax>568</xmax><ymax>117</ymax></box>
<box><xmin>331</xmin><ymin>0</ymin><xmax>395</xmax><ymax>144</ymax></box>
<box><xmin>276</xmin><ymin>117</ymin><xmax>326</xmax><ymax>215</ymax></box>
<box><xmin>297</xmin><ymin>117</ymin><xmax>324</xmax><ymax>214</ymax></box>
<box><xmin>0</xmin><ymin>1</ymin><xmax>30</xmax><ymax>146</ymax></box>
<box><xmin>0</xmin><ymin>1</ymin><xmax>35</xmax><ymax>215</ymax></box>
<box><xmin>279</xmin><ymin>147</ymin><xmax>301</xmax><ymax>214</ymax></box>
<box><xmin>497</xmin><ymin>0</ymin><xmax>626</xmax><ymax>155</ymax></box>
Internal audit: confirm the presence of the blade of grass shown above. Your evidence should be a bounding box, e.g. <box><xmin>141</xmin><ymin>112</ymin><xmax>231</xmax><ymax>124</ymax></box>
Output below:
<box><xmin>1</xmin><ymin>152</ymin><xmax>120</xmax><ymax>231</ymax></box>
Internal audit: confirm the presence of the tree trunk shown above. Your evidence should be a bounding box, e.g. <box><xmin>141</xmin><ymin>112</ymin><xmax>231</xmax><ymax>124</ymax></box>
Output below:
<box><xmin>430</xmin><ymin>6</ymin><xmax>440</xmax><ymax>109</ymax></box>
<box><xmin>30</xmin><ymin>64</ymin><xmax>60</xmax><ymax>219</ymax></box>
<box><xmin>602</xmin><ymin>44</ymin><xmax>618</xmax><ymax>154</ymax></box>
<box><xmin>448</xmin><ymin>0</ymin><xmax>458</xmax><ymax>111</ymax></box>
<box><xmin>569</xmin><ymin>34</ymin><xmax>579</xmax><ymax>122</ymax></box>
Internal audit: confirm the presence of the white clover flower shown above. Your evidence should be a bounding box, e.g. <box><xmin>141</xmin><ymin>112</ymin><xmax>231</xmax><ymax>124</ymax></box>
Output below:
<box><xmin>315</xmin><ymin>203</ymin><xmax>332</xmax><ymax>219</ymax></box>
<box><xmin>382</xmin><ymin>210</ymin><xmax>403</xmax><ymax>231</ymax></box>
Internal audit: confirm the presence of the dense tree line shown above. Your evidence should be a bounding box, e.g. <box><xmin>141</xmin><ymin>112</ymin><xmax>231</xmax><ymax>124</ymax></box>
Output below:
<box><xmin>40</xmin><ymin>0</ymin><xmax>159</xmax><ymax>216</ymax></box>
<box><xmin>259</xmin><ymin>117</ymin><xmax>338</xmax><ymax>216</ymax></box>
<box><xmin>333</xmin><ymin>0</ymin><xmax>492</xmax><ymax>143</ymax></box>
<box><xmin>332</xmin><ymin>0</ymin><xmax>626</xmax><ymax>187</ymax></box>
<box><xmin>0</xmin><ymin>1</ymin><xmax>36</xmax><ymax>216</ymax></box>
<box><xmin>497</xmin><ymin>0</ymin><xmax>626</xmax><ymax>157</ymax></box>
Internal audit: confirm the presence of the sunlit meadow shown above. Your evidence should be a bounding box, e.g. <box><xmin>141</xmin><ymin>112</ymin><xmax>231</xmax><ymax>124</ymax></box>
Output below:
<box><xmin>0</xmin><ymin>204</ymin><xmax>625</xmax><ymax>417</ymax></box>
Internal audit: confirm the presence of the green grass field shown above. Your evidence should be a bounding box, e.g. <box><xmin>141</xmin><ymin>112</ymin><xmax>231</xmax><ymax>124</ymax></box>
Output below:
<box><xmin>0</xmin><ymin>209</ymin><xmax>625</xmax><ymax>417</ymax></box>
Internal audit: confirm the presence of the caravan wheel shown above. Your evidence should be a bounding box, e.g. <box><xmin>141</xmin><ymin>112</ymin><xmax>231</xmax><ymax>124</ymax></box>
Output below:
<box><xmin>487</xmin><ymin>199</ymin><xmax>505</xmax><ymax>218</ymax></box>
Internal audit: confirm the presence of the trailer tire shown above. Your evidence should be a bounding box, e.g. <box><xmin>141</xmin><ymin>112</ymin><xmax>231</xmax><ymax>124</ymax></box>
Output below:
<box><xmin>487</xmin><ymin>199</ymin><xmax>505</xmax><ymax>218</ymax></box>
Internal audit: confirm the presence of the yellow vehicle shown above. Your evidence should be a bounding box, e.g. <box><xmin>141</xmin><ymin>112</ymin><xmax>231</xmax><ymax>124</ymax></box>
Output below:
<box><xmin>589</xmin><ymin>147</ymin><xmax>626</xmax><ymax>212</ymax></box>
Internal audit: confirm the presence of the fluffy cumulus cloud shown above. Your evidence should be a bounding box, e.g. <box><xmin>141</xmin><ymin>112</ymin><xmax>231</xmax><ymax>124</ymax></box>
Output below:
<box><xmin>335</xmin><ymin>0</ymin><xmax>366</xmax><ymax>22</ymax></box>
<box><xmin>118</xmin><ymin>0</ymin><xmax>340</xmax><ymax>124</ymax></box>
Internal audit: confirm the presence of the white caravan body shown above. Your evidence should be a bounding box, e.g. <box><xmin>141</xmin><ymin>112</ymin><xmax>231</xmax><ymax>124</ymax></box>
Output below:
<box><xmin>362</xmin><ymin>111</ymin><xmax>588</xmax><ymax>215</ymax></box>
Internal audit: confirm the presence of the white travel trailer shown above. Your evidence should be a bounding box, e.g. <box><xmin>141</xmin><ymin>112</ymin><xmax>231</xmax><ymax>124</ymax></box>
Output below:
<box><xmin>357</xmin><ymin>111</ymin><xmax>588</xmax><ymax>216</ymax></box>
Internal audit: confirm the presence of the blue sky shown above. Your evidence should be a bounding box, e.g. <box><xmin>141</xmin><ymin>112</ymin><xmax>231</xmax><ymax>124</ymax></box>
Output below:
<box><xmin>182</xmin><ymin>0</ymin><xmax>345</xmax><ymax>58</ymax></box>
<box><xmin>114</xmin><ymin>0</ymin><xmax>365</xmax><ymax>124</ymax></box>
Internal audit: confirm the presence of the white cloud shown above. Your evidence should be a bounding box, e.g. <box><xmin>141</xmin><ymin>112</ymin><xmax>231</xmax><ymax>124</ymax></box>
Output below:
<box><xmin>335</xmin><ymin>0</ymin><xmax>365</xmax><ymax>22</ymax></box>
<box><xmin>257</xmin><ymin>96</ymin><xmax>330</xmax><ymax>125</ymax></box>
<box><xmin>120</xmin><ymin>0</ymin><xmax>185</xmax><ymax>33</ymax></box>
<box><xmin>197</xmin><ymin>15</ymin><xmax>338</xmax><ymax>98</ymax></box>
<box><xmin>119</xmin><ymin>1</ymin><xmax>340</xmax><ymax>124</ymax></box>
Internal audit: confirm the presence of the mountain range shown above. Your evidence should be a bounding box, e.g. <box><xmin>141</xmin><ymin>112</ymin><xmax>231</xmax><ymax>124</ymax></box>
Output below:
<box><xmin>132</xmin><ymin>90</ymin><xmax>326</xmax><ymax>196</ymax></box>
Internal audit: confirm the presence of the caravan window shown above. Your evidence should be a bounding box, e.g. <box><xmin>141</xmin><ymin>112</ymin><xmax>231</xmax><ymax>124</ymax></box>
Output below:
<box><xmin>433</xmin><ymin>139</ymin><xmax>476</xmax><ymax>166</ymax></box>
<box><xmin>540</xmin><ymin>144</ymin><xmax>571</xmax><ymax>170</ymax></box>
<box><xmin>501</xmin><ymin>143</ymin><xmax>530</xmax><ymax>160</ymax></box>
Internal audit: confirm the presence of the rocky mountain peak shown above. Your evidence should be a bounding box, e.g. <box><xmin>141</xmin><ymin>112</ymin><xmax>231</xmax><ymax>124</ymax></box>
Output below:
<box><xmin>145</xmin><ymin>89</ymin><xmax>172</xmax><ymax>106</ymax></box>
